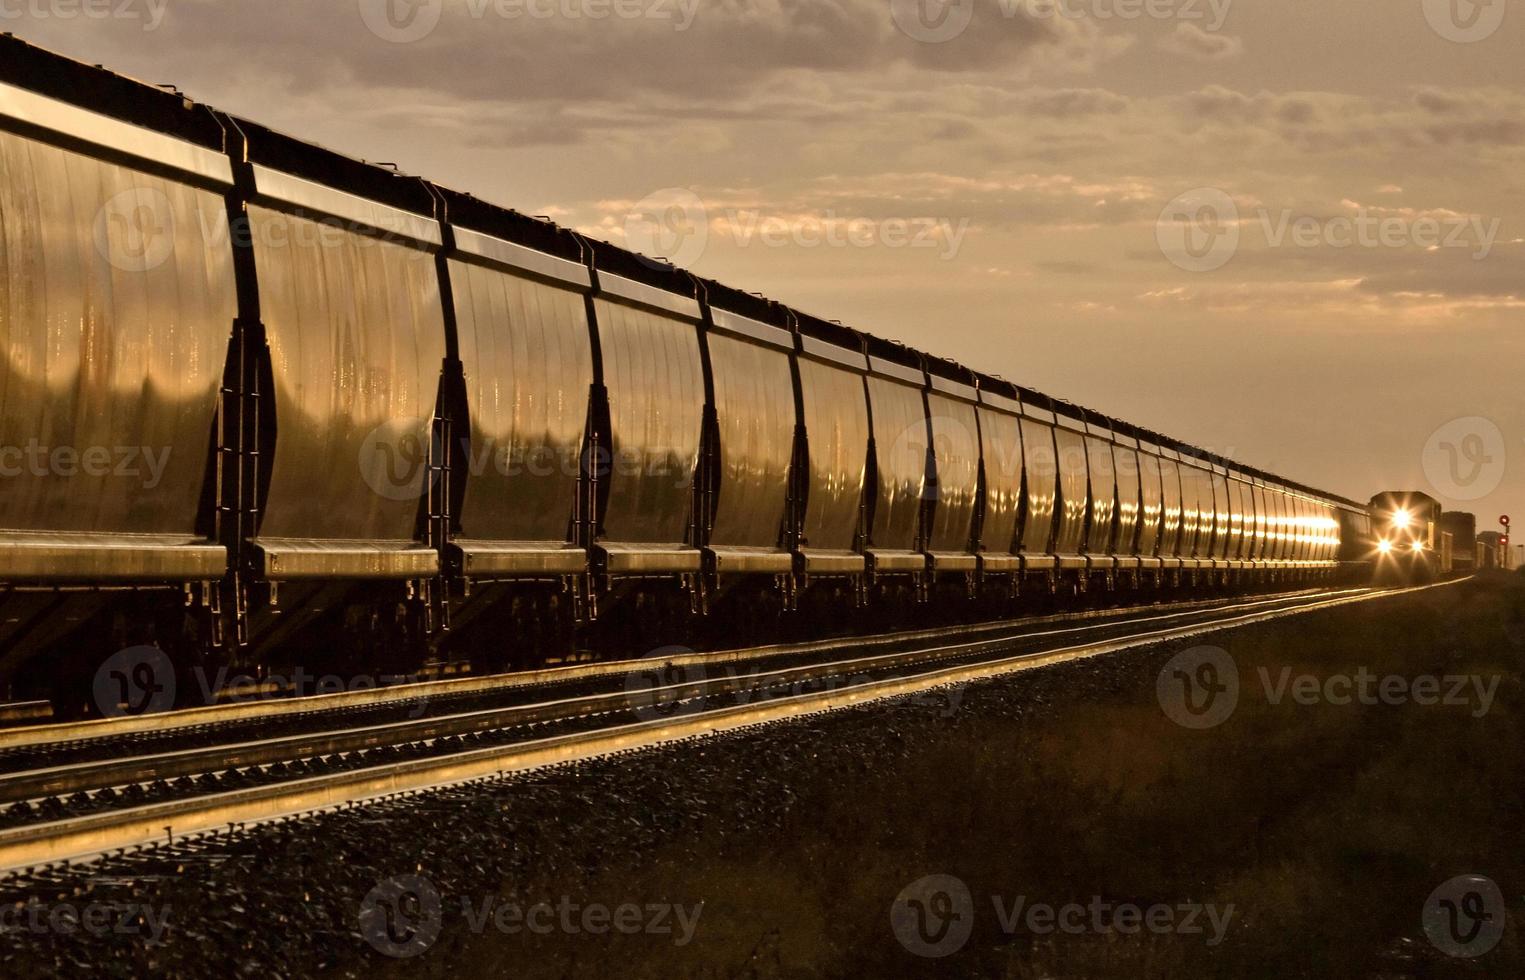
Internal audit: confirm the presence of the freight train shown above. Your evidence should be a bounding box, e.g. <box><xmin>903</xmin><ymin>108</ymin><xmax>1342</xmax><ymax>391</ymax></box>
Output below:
<box><xmin>0</xmin><ymin>39</ymin><xmax>1392</xmax><ymax>712</ymax></box>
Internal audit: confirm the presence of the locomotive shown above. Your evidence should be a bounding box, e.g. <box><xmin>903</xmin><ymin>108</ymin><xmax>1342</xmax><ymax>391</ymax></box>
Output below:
<box><xmin>1368</xmin><ymin>492</ymin><xmax>1441</xmax><ymax>583</ymax></box>
<box><xmin>0</xmin><ymin>38</ymin><xmax>1387</xmax><ymax>712</ymax></box>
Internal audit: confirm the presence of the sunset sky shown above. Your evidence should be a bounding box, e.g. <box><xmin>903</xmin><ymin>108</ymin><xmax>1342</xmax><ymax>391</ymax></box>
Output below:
<box><xmin>17</xmin><ymin>0</ymin><xmax>1524</xmax><ymax>526</ymax></box>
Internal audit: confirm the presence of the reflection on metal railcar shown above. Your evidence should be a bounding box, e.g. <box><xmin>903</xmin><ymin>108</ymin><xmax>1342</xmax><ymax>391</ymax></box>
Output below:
<box><xmin>0</xmin><ymin>36</ymin><xmax>1382</xmax><ymax>714</ymax></box>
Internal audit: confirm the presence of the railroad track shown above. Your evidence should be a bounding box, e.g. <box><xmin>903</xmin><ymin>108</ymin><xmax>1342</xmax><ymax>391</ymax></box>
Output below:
<box><xmin>0</xmin><ymin>580</ymin><xmax>1464</xmax><ymax>875</ymax></box>
<box><xmin>0</xmin><ymin>586</ymin><xmax>1368</xmax><ymax>769</ymax></box>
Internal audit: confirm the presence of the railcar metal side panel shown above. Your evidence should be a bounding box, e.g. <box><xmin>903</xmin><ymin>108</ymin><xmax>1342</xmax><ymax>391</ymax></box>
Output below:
<box><xmin>449</xmin><ymin>258</ymin><xmax>592</xmax><ymax>547</ymax></box>
<box><xmin>1251</xmin><ymin>484</ymin><xmax>1269</xmax><ymax>561</ymax></box>
<box><xmin>1240</xmin><ymin>483</ymin><xmax>1255</xmax><ymax>562</ymax></box>
<box><xmin>1157</xmin><ymin>456</ymin><xmax>1183</xmax><ymax>559</ymax></box>
<box><xmin>1137</xmin><ymin>451</ymin><xmax>1163</xmax><ymax>558</ymax></box>
<box><xmin>926</xmin><ymin>392</ymin><xmax>980</xmax><ymax>555</ymax></box>
<box><xmin>977</xmin><ymin>407</ymin><xmax>1023</xmax><ymax>555</ymax></box>
<box><xmin>707</xmin><ymin>332</ymin><xmax>795</xmax><ymax>549</ymax></box>
<box><xmin>1171</xmin><ymin>466</ymin><xmax>1195</xmax><ymax>560</ymax></box>
<box><xmin>1262</xmin><ymin>490</ymin><xmax>1279</xmax><ymax>561</ymax></box>
<box><xmin>1052</xmin><ymin>428</ymin><xmax>1088</xmax><ymax>559</ymax></box>
<box><xmin>0</xmin><ymin>130</ymin><xmax>234</xmax><ymax>574</ymax></box>
<box><xmin>1211</xmin><ymin>473</ymin><xmax>1232</xmax><ymax>561</ymax></box>
<box><xmin>1338</xmin><ymin>507</ymin><xmax>1369</xmax><ymax>562</ymax></box>
<box><xmin>797</xmin><ymin>358</ymin><xmax>869</xmax><ymax>553</ymax></box>
<box><xmin>251</xmin><ymin>208</ymin><xmax>445</xmax><ymax>560</ymax></box>
<box><xmin>865</xmin><ymin>377</ymin><xmax>928</xmax><ymax>552</ymax></box>
<box><xmin>1229</xmin><ymin>479</ymin><xmax>1250</xmax><ymax>562</ymax></box>
<box><xmin>1019</xmin><ymin>417</ymin><xmax>1058</xmax><ymax>556</ymax></box>
<box><xmin>1271</xmin><ymin>491</ymin><xmax>1290</xmax><ymax>562</ymax></box>
<box><xmin>1084</xmin><ymin>436</ymin><xmax>1117</xmax><ymax>557</ymax></box>
<box><xmin>593</xmin><ymin>298</ymin><xmax>704</xmax><ymax>546</ymax></box>
<box><xmin>1178</xmin><ymin>465</ymin><xmax>1205</xmax><ymax>560</ymax></box>
<box><xmin>1114</xmin><ymin>446</ymin><xmax>1142</xmax><ymax>559</ymax></box>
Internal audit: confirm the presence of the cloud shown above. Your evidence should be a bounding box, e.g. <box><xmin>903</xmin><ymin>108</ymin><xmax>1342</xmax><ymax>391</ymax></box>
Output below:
<box><xmin>1156</xmin><ymin>23</ymin><xmax>1243</xmax><ymax>62</ymax></box>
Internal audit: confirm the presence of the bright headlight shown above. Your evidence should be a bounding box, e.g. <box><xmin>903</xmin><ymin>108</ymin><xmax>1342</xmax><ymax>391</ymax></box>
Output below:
<box><xmin>1392</xmin><ymin>509</ymin><xmax>1413</xmax><ymax>529</ymax></box>
<box><xmin>1377</xmin><ymin>539</ymin><xmax>1393</xmax><ymax>554</ymax></box>
<box><xmin>1412</xmin><ymin>541</ymin><xmax>1425</xmax><ymax>553</ymax></box>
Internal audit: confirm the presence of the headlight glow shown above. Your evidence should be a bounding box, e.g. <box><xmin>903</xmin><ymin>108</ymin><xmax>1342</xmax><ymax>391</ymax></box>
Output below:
<box><xmin>1412</xmin><ymin>541</ymin><xmax>1425</xmax><ymax>553</ymax></box>
<box><xmin>1392</xmin><ymin>508</ymin><xmax>1413</xmax><ymax>529</ymax></box>
<box><xmin>1377</xmin><ymin>539</ymin><xmax>1393</xmax><ymax>554</ymax></box>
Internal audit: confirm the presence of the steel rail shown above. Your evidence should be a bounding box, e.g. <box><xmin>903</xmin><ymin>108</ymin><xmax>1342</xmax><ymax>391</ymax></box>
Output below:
<box><xmin>0</xmin><ymin>587</ymin><xmax>1364</xmax><ymax>803</ymax></box>
<box><xmin>0</xmin><ymin>579</ymin><xmax>1465</xmax><ymax>874</ymax></box>
<box><xmin>0</xmin><ymin>587</ymin><xmax>1362</xmax><ymax>752</ymax></box>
